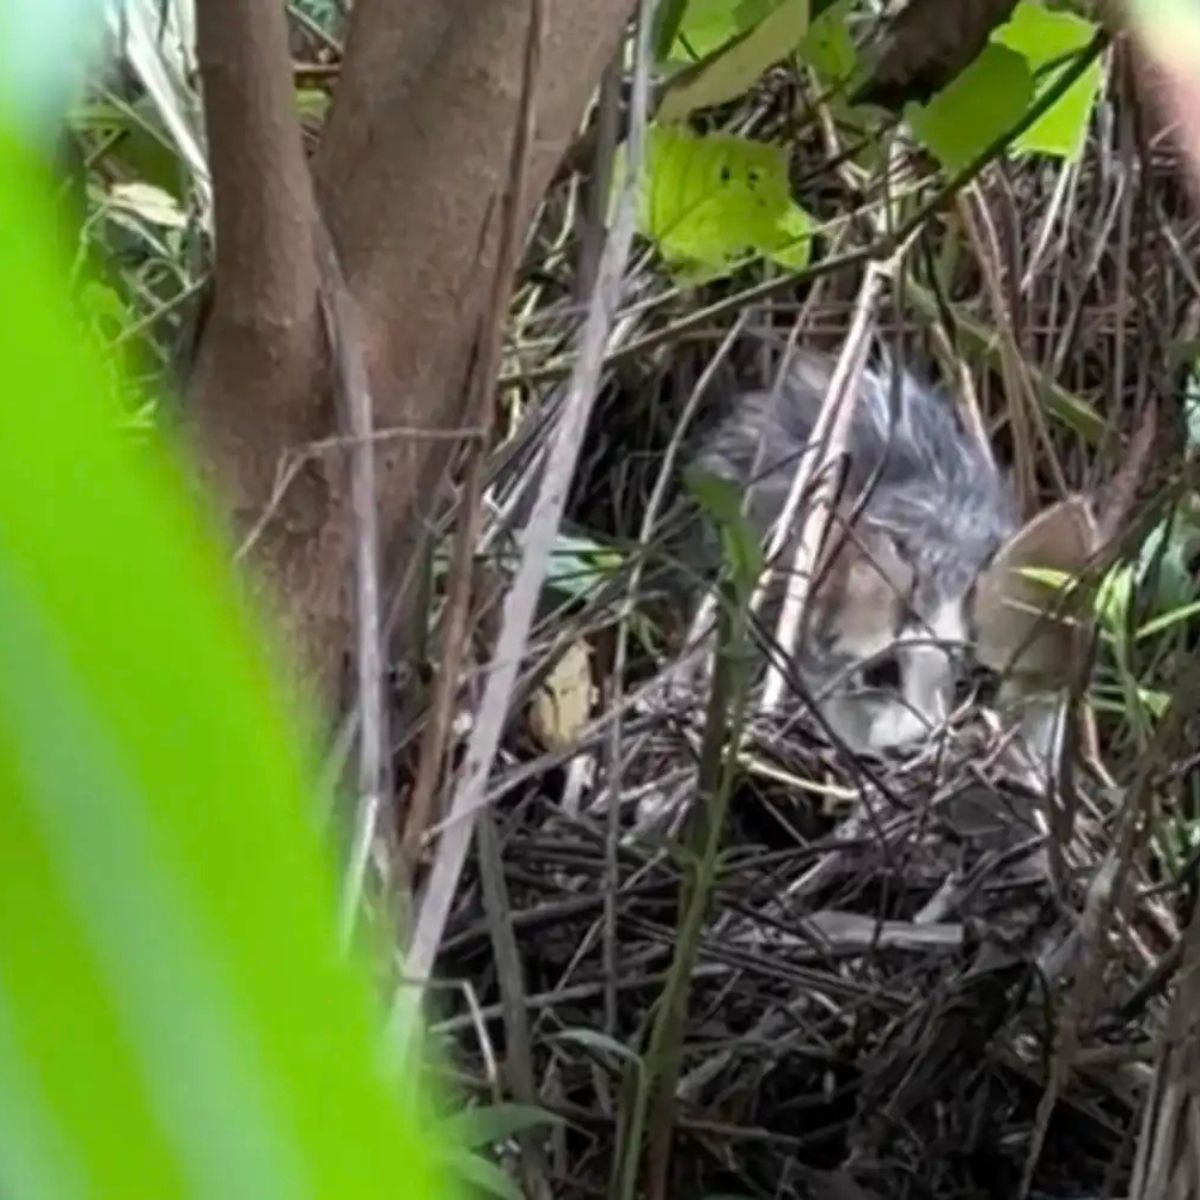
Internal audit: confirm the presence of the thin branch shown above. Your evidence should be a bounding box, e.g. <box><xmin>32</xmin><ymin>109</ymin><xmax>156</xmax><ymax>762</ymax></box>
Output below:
<box><xmin>312</xmin><ymin>219</ymin><xmax>388</xmax><ymax>951</ymax></box>
<box><xmin>195</xmin><ymin>0</ymin><xmax>316</xmax><ymax>320</ymax></box>
<box><xmin>392</xmin><ymin>0</ymin><xmax>654</xmax><ymax>1039</ymax></box>
<box><xmin>400</xmin><ymin>0</ymin><xmax>544</xmax><ymax>868</ymax></box>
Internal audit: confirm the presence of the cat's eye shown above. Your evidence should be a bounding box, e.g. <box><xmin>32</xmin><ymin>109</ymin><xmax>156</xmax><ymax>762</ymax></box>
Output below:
<box><xmin>861</xmin><ymin>654</ymin><xmax>901</xmax><ymax>691</ymax></box>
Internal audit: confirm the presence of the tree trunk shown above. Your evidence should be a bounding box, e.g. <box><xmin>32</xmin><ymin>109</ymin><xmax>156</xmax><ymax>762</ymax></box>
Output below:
<box><xmin>189</xmin><ymin>0</ymin><xmax>632</xmax><ymax>704</ymax></box>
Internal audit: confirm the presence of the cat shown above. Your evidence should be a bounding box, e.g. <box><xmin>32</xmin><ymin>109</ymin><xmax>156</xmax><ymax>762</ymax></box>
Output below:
<box><xmin>689</xmin><ymin>349</ymin><xmax>1099</xmax><ymax>758</ymax></box>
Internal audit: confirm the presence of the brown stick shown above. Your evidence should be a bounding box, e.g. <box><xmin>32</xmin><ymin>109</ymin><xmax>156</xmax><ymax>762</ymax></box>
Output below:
<box><xmin>401</xmin><ymin>0</ymin><xmax>544</xmax><ymax>868</ymax></box>
<box><xmin>190</xmin><ymin>0</ymin><xmax>336</xmax><ymax>699</ymax></box>
<box><xmin>196</xmin><ymin>0</ymin><xmax>317</xmax><ymax>322</ymax></box>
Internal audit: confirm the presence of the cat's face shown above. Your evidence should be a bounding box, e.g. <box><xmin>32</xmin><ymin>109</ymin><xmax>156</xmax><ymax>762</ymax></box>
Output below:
<box><xmin>804</xmin><ymin>497</ymin><xmax>1098</xmax><ymax>755</ymax></box>
<box><xmin>800</xmin><ymin>520</ymin><xmax>974</xmax><ymax>752</ymax></box>
<box><xmin>690</xmin><ymin>351</ymin><xmax>1099</xmax><ymax>757</ymax></box>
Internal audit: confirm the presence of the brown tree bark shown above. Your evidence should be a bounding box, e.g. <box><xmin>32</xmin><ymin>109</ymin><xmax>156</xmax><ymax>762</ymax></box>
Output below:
<box><xmin>189</xmin><ymin>0</ymin><xmax>633</xmax><ymax>704</ymax></box>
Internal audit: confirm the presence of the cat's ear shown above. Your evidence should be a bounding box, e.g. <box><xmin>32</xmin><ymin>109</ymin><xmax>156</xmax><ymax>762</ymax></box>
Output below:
<box><xmin>974</xmin><ymin>496</ymin><xmax>1098</xmax><ymax>689</ymax></box>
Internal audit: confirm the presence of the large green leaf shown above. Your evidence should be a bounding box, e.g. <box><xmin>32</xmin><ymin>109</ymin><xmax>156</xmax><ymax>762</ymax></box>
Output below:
<box><xmin>908</xmin><ymin>43</ymin><xmax>1033</xmax><ymax>171</ymax></box>
<box><xmin>909</xmin><ymin>0</ymin><xmax>1101</xmax><ymax>169</ymax></box>
<box><xmin>992</xmin><ymin>0</ymin><xmax>1102</xmax><ymax>161</ymax></box>
<box><xmin>658</xmin><ymin>0</ymin><xmax>808</xmax><ymax>119</ymax></box>
<box><xmin>664</xmin><ymin>0</ymin><xmax>784</xmax><ymax>64</ymax></box>
<box><xmin>640</xmin><ymin>126</ymin><xmax>814</xmax><ymax>280</ymax></box>
<box><xmin>797</xmin><ymin>0</ymin><xmax>857</xmax><ymax>86</ymax></box>
<box><xmin>0</xmin><ymin>126</ymin><xmax>451</xmax><ymax>1199</ymax></box>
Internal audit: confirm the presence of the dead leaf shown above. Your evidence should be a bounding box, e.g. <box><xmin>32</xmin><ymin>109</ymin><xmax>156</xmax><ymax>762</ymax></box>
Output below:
<box><xmin>108</xmin><ymin>181</ymin><xmax>189</xmax><ymax>229</ymax></box>
<box><xmin>527</xmin><ymin>640</ymin><xmax>594</xmax><ymax>752</ymax></box>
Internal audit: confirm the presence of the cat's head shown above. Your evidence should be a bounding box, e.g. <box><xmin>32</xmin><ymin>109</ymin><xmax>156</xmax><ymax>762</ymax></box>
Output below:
<box><xmin>690</xmin><ymin>351</ymin><xmax>1098</xmax><ymax>756</ymax></box>
<box><xmin>804</xmin><ymin>494</ymin><xmax>1098</xmax><ymax>755</ymax></box>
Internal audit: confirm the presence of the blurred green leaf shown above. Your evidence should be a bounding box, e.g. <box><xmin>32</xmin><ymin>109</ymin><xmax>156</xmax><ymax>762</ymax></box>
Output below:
<box><xmin>71</xmin><ymin>97</ymin><xmax>191</xmax><ymax>203</ymax></box>
<box><xmin>655</xmin><ymin>0</ymin><xmax>693</xmax><ymax>59</ymax></box>
<box><xmin>0</xmin><ymin>126</ymin><xmax>450</xmax><ymax>1197</ymax></box>
<box><xmin>641</xmin><ymin>126</ymin><xmax>815</xmax><ymax>280</ymax></box>
<box><xmin>1137</xmin><ymin>600</ymin><xmax>1200</xmax><ymax>642</ymax></box>
<box><xmin>546</xmin><ymin>533</ymin><xmax>623</xmax><ymax>601</ymax></box>
<box><xmin>658</xmin><ymin>0</ymin><xmax>808</xmax><ymax>118</ymax></box>
<box><xmin>295</xmin><ymin>88</ymin><xmax>332</xmax><ymax>123</ymax></box>
<box><xmin>798</xmin><ymin>0</ymin><xmax>857</xmax><ymax>86</ymax></box>
<box><xmin>438</xmin><ymin>1102</ymin><xmax>563</xmax><ymax>1150</ymax></box>
<box><xmin>1097</xmin><ymin>562</ymin><xmax>1135</xmax><ymax>642</ymax></box>
<box><xmin>664</xmin><ymin>0</ymin><xmax>784</xmax><ymax>64</ymax></box>
<box><xmin>909</xmin><ymin>44</ymin><xmax>1033</xmax><ymax>171</ymax></box>
<box><xmin>1137</xmin><ymin>517</ymin><xmax>1200</xmax><ymax>616</ymax></box>
<box><xmin>685</xmin><ymin>468</ymin><xmax>763</xmax><ymax>599</ymax></box>
<box><xmin>909</xmin><ymin>1</ymin><xmax>1101</xmax><ymax>169</ymax></box>
<box><xmin>442</xmin><ymin>1151</ymin><xmax>524</xmax><ymax>1200</ymax></box>
<box><xmin>1184</xmin><ymin>367</ymin><xmax>1200</xmax><ymax>455</ymax></box>
<box><xmin>993</xmin><ymin>0</ymin><xmax>1102</xmax><ymax>161</ymax></box>
<box><xmin>553</xmin><ymin>1026</ymin><xmax>645</xmax><ymax>1068</ymax></box>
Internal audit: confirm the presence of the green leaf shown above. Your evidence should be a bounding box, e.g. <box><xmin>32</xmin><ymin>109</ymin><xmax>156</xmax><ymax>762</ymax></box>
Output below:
<box><xmin>641</xmin><ymin>126</ymin><xmax>815</xmax><ymax>280</ymax></box>
<box><xmin>685</xmin><ymin>468</ymin><xmax>764</xmax><ymax>599</ymax></box>
<box><xmin>1014</xmin><ymin>565</ymin><xmax>1079</xmax><ymax>594</ymax></box>
<box><xmin>665</xmin><ymin>0</ymin><xmax>784</xmax><ymax>64</ymax></box>
<box><xmin>295</xmin><ymin>88</ymin><xmax>332</xmax><ymax>123</ymax></box>
<box><xmin>1097</xmin><ymin>562</ymin><xmax>1135</xmax><ymax>639</ymax></box>
<box><xmin>909</xmin><ymin>44</ymin><xmax>1033</xmax><ymax>171</ymax></box>
<box><xmin>658</xmin><ymin>0</ymin><xmax>808</xmax><ymax>119</ymax></box>
<box><xmin>655</xmin><ymin>0</ymin><xmax>693</xmax><ymax>59</ymax></box>
<box><xmin>552</xmin><ymin>1027</ymin><xmax>644</xmax><ymax>1069</ymax></box>
<box><xmin>797</xmin><ymin>0</ymin><xmax>857</xmax><ymax>86</ymax></box>
<box><xmin>992</xmin><ymin>0</ymin><xmax>1102</xmax><ymax>161</ymax></box>
<box><xmin>442</xmin><ymin>1151</ymin><xmax>524</xmax><ymax>1200</ymax></box>
<box><xmin>546</xmin><ymin>534</ymin><xmax>623</xmax><ymax>601</ymax></box>
<box><xmin>0</xmin><ymin>128</ymin><xmax>451</xmax><ymax>1197</ymax></box>
<box><xmin>438</xmin><ymin>1103</ymin><xmax>563</xmax><ymax>1150</ymax></box>
<box><xmin>1185</xmin><ymin>367</ymin><xmax>1200</xmax><ymax>455</ymax></box>
<box><xmin>1137</xmin><ymin>518</ymin><xmax>1200</xmax><ymax>615</ymax></box>
<box><xmin>1136</xmin><ymin>599</ymin><xmax>1200</xmax><ymax>642</ymax></box>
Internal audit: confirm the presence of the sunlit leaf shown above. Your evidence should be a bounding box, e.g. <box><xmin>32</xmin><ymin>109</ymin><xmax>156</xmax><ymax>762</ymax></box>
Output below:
<box><xmin>908</xmin><ymin>43</ymin><xmax>1032</xmax><ymax>171</ymax></box>
<box><xmin>641</xmin><ymin>126</ymin><xmax>815</xmax><ymax>280</ymax></box>
<box><xmin>1014</xmin><ymin>565</ymin><xmax>1079</xmax><ymax>594</ymax></box>
<box><xmin>295</xmin><ymin>88</ymin><xmax>332</xmax><ymax>123</ymax></box>
<box><xmin>665</xmin><ymin>0</ymin><xmax>784</xmax><ymax>64</ymax></box>
<box><xmin>798</xmin><ymin>0</ymin><xmax>856</xmax><ymax>86</ymax></box>
<box><xmin>992</xmin><ymin>0</ymin><xmax>1102</xmax><ymax>161</ymax></box>
<box><xmin>1096</xmin><ymin>562</ymin><xmax>1135</xmax><ymax>639</ymax></box>
<box><xmin>658</xmin><ymin>0</ymin><xmax>808</xmax><ymax>119</ymax></box>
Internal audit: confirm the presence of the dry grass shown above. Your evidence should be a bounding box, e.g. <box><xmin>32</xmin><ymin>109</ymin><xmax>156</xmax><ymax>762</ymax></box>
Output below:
<box><xmin>399</xmin><ymin>42</ymin><xmax>1200</xmax><ymax>1200</ymax></box>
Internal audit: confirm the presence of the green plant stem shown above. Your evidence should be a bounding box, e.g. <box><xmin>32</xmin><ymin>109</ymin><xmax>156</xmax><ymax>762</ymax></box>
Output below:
<box><xmin>613</xmin><ymin>576</ymin><xmax>754</xmax><ymax>1200</ymax></box>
